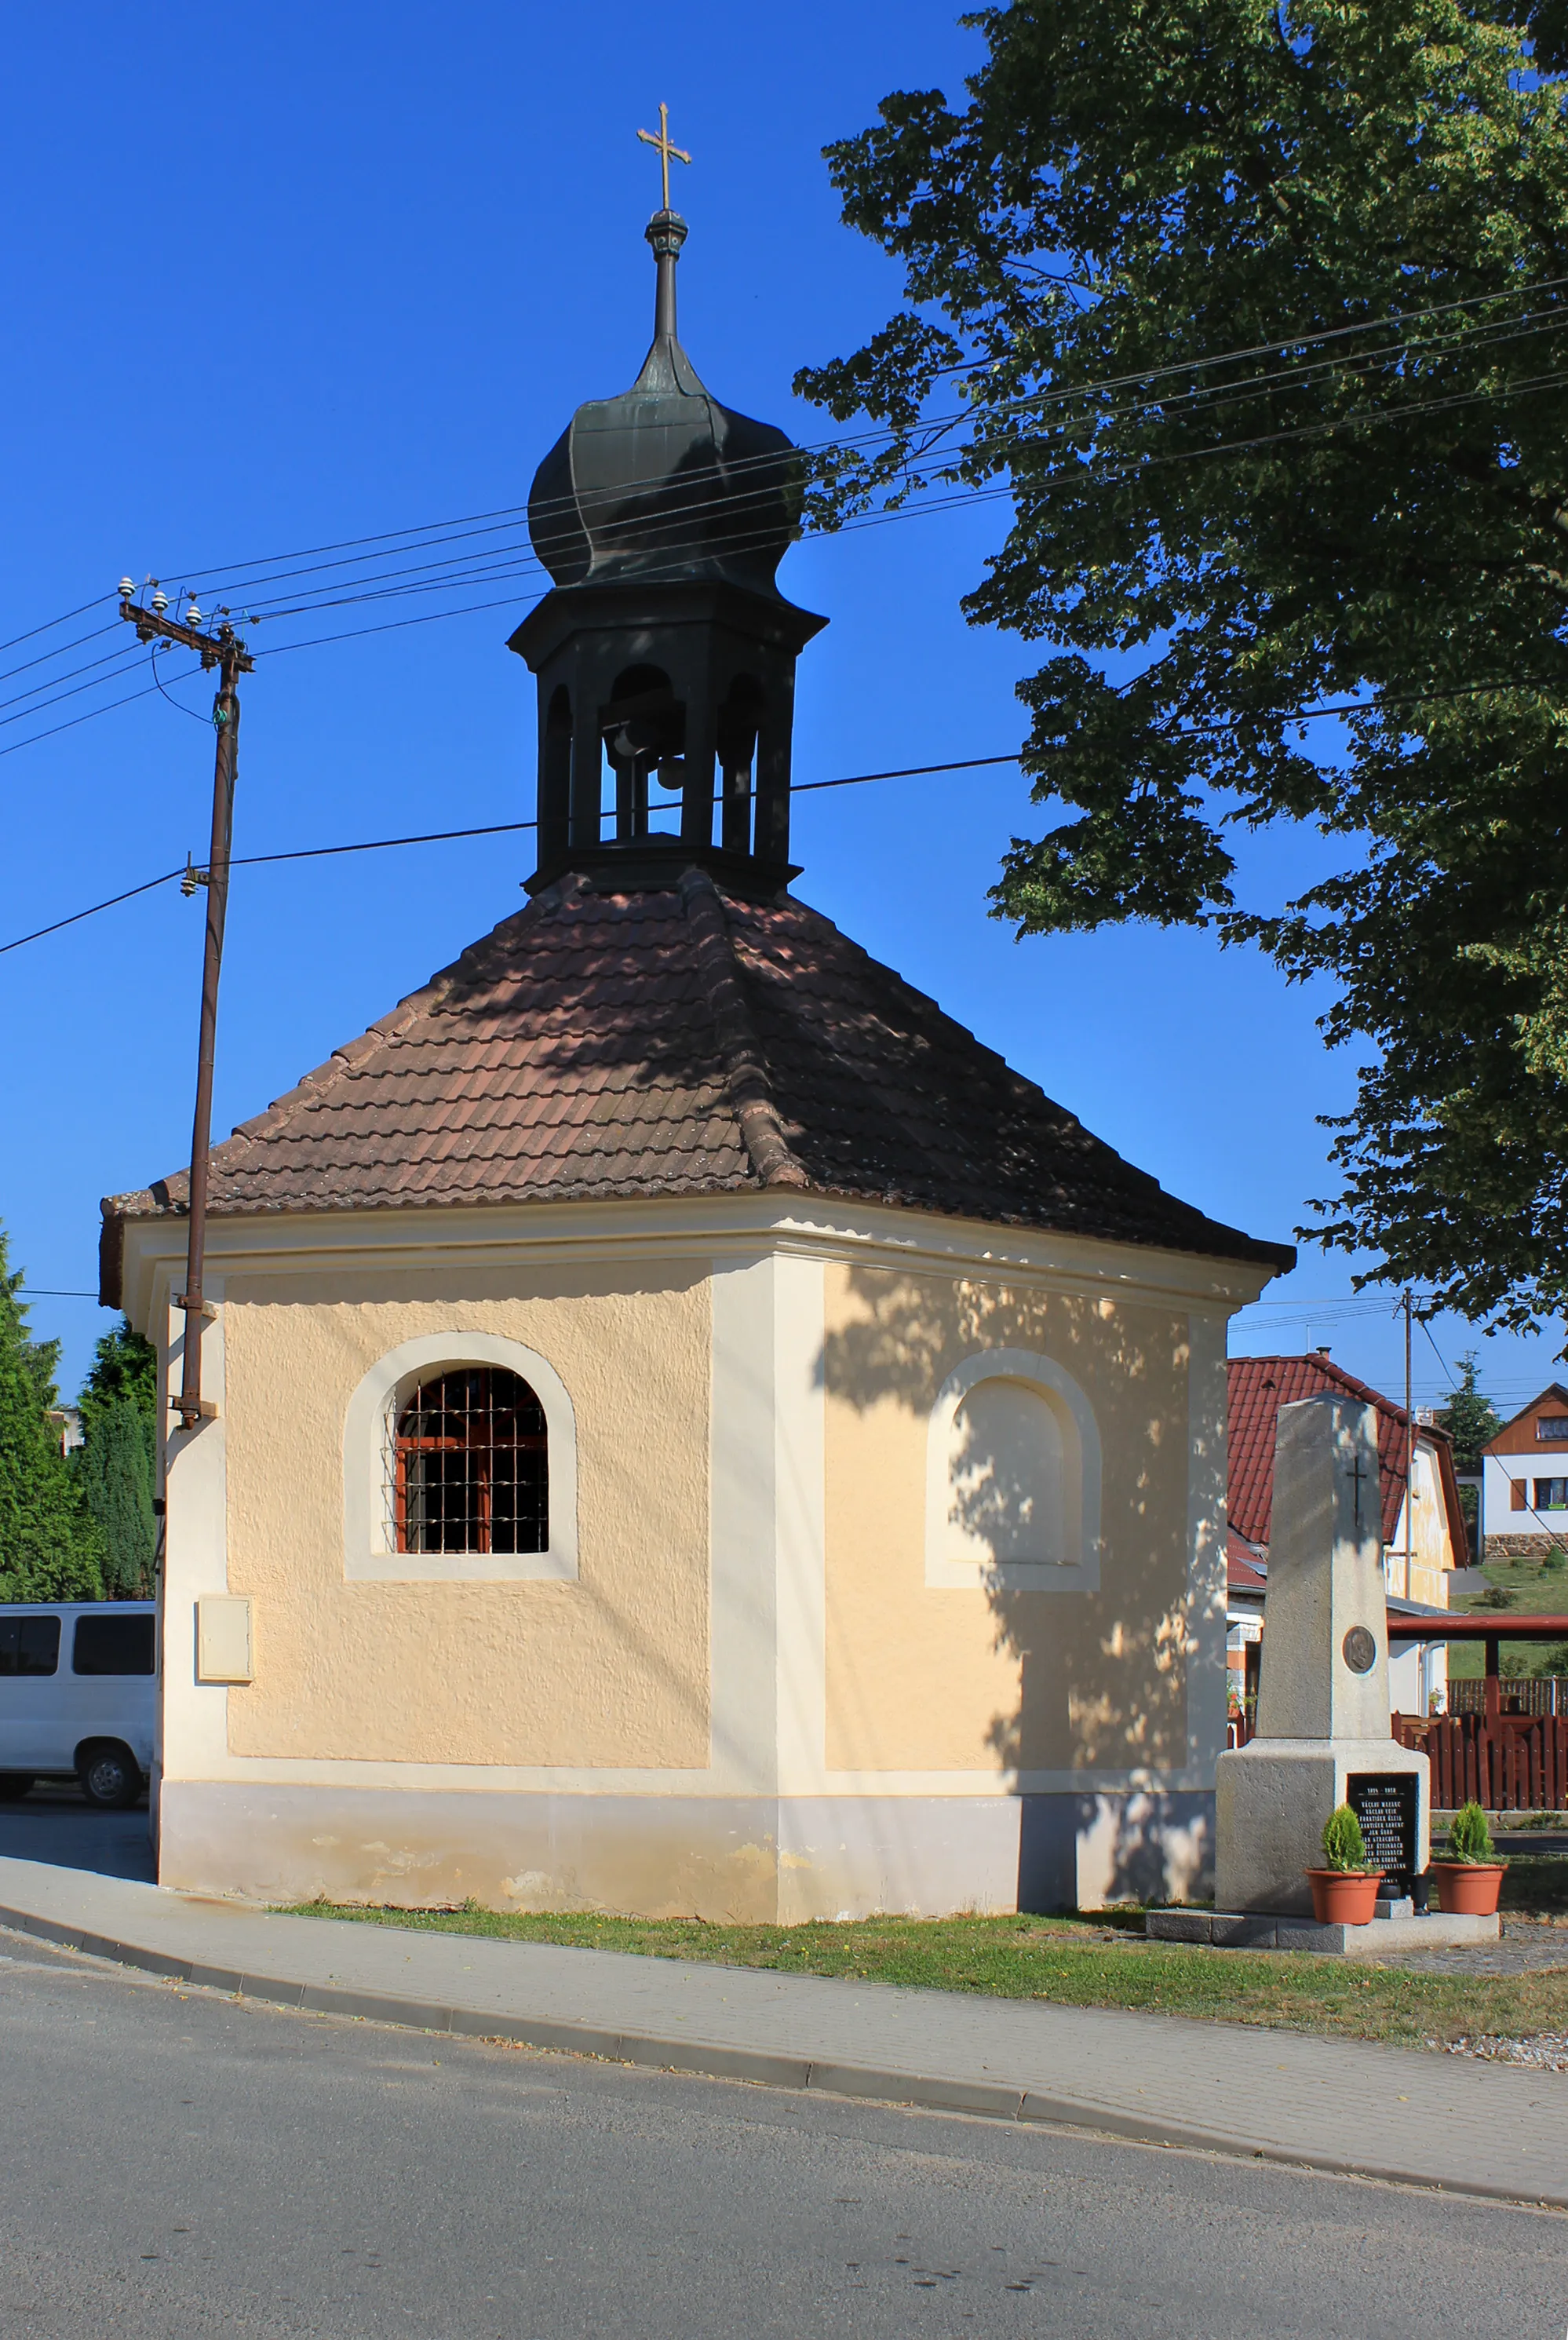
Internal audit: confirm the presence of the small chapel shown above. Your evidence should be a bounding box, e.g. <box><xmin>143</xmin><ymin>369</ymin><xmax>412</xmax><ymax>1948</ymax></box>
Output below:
<box><xmin>102</xmin><ymin>164</ymin><xmax>1293</xmax><ymax>1918</ymax></box>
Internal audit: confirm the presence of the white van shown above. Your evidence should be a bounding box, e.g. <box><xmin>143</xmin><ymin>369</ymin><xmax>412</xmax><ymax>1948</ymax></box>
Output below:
<box><xmin>0</xmin><ymin>1601</ymin><xmax>155</xmax><ymax>1809</ymax></box>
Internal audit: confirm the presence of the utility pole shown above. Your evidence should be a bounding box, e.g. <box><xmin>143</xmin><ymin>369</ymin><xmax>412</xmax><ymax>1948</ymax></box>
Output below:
<box><xmin>1413</xmin><ymin>1282</ymin><xmax>1423</xmax><ymax>1591</ymax></box>
<box><xmin>120</xmin><ymin>581</ymin><xmax>253</xmax><ymax>1431</ymax></box>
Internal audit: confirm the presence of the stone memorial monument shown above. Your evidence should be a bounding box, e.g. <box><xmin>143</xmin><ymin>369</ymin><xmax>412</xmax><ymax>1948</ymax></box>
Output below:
<box><xmin>1216</xmin><ymin>1393</ymin><xmax>1429</xmax><ymax>1916</ymax></box>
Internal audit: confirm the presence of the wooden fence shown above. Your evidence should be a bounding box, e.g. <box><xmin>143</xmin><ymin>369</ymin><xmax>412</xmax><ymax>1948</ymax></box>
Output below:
<box><xmin>1446</xmin><ymin>1677</ymin><xmax>1567</xmax><ymax>1718</ymax></box>
<box><xmin>1393</xmin><ymin>1712</ymin><xmax>1568</xmax><ymax>1809</ymax></box>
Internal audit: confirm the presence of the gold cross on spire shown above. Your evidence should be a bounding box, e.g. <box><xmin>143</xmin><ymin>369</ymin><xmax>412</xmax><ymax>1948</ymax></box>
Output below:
<box><xmin>637</xmin><ymin>101</ymin><xmax>691</xmax><ymax>213</ymax></box>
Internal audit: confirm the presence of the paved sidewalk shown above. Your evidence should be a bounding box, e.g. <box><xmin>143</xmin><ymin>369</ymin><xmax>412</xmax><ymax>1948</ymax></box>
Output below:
<box><xmin>1</xmin><ymin>1853</ymin><xmax>1564</xmax><ymax>2207</ymax></box>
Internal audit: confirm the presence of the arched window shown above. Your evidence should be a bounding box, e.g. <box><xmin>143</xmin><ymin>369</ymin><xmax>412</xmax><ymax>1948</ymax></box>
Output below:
<box><xmin>395</xmin><ymin>1367</ymin><xmax>548</xmax><ymax>1555</ymax></box>
<box><xmin>924</xmin><ymin>1350</ymin><xmax>1101</xmax><ymax>1590</ymax></box>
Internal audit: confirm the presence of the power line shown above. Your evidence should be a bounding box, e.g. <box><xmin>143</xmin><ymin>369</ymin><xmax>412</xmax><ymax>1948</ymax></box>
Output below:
<box><xmin>7</xmin><ymin>304</ymin><xmax>1568</xmax><ymax>771</ymax></box>
<box><xmin>231</xmin><ymin>354</ymin><xmax>1568</xmax><ymax>640</ymax></box>
<box><xmin>15</xmin><ymin>276</ymin><xmax>1537</xmax><ymax>659</ymax></box>
<box><xmin>0</xmin><ymin>616</ymin><xmax>122</xmax><ymax>696</ymax></box>
<box><xmin>223</xmin><ymin>334</ymin><xmax>1568</xmax><ymax>632</ymax></box>
<box><xmin>897</xmin><ymin>265</ymin><xmax>1568</xmax><ymax>401</ymax></box>
<box><xmin>163</xmin><ymin>269</ymin><xmax>1568</xmax><ymax>603</ymax></box>
<box><xmin>0</xmin><ymin>674</ymin><xmax>173</xmax><ymax>761</ymax></box>
<box><xmin>0</xmin><ymin>645</ymin><xmax>148</xmax><ymax>730</ymax></box>
<box><xmin>180</xmin><ymin>354</ymin><xmax>1568</xmax><ymax>671</ymax></box>
<box><xmin>1419</xmin><ymin>1316</ymin><xmax>1459</xmax><ymax>1391</ymax></box>
<box><xmin>0</xmin><ymin>595</ymin><xmax>119</xmax><ymax>663</ymax></box>
<box><xmin>0</xmin><ymin>863</ymin><xmax>187</xmax><ymax>952</ymax></box>
<box><xmin>0</xmin><ymin>749</ymin><xmax>1030</xmax><ymax>958</ymax></box>
<box><xmin>2</xmin><ymin>276</ymin><xmax>1560</xmax><ymax>666</ymax></box>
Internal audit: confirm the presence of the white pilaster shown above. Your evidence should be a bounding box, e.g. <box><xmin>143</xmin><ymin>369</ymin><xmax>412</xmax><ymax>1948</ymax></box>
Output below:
<box><xmin>1186</xmin><ymin>1307</ymin><xmax>1230</xmax><ymax>1777</ymax></box>
<box><xmin>774</xmin><ymin>1250</ymin><xmax>826</xmax><ymax>1796</ymax></box>
<box><xmin>708</xmin><ymin>1254</ymin><xmax>779</xmax><ymax>1793</ymax></box>
<box><xmin>159</xmin><ymin>1279</ymin><xmax>232</xmax><ymax>1788</ymax></box>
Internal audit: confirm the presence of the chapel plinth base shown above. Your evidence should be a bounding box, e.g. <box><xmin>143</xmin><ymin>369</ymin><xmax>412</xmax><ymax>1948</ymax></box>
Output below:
<box><xmin>1147</xmin><ymin>1905</ymin><xmax>1497</xmax><ymax>1955</ymax></box>
<box><xmin>1215</xmin><ymin>1738</ymin><xmax>1430</xmax><ymax>1917</ymax></box>
<box><xmin>154</xmin><ymin>1781</ymin><xmax>1214</xmax><ymax>1921</ymax></box>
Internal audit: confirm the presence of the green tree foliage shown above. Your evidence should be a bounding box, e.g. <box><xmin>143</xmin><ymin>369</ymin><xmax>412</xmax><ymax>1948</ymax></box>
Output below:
<box><xmin>0</xmin><ymin>1227</ymin><xmax>104</xmax><ymax>1601</ymax></box>
<box><xmin>796</xmin><ymin>0</ymin><xmax>1568</xmax><ymax>1338</ymax></box>
<box><xmin>78</xmin><ymin>1320</ymin><xmax>159</xmax><ymax>1598</ymax></box>
<box><xmin>1437</xmin><ymin>1353</ymin><xmax>1505</xmax><ymax>1473</ymax></box>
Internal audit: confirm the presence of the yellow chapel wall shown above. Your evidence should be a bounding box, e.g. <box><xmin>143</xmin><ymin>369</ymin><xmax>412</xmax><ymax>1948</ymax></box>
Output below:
<box><xmin>1387</xmin><ymin>1436</ymin><xmax>1457</xmax><ymax>1608</ymax></box>
<box><xmin>821</xmin><ymin>1260</ymin><xmax>1194</xmax><ymax>1777</ymax></box>
<box><xmin>216</xmin><ymin>1260</ymin><xmax>712</xmax><ymax>1770</ymax></box>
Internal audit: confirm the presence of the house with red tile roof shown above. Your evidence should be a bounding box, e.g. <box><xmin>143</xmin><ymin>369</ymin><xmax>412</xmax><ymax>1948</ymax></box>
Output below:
<box><xmin>1227</xmin><ymin>1355</ymin><xmax>1464</xmax><ymax>1717</ymax></box>
<box><xmin>101</xmin><ymin>205</ymin><xmax>1294</xmax><ymax>1919</ymax></box>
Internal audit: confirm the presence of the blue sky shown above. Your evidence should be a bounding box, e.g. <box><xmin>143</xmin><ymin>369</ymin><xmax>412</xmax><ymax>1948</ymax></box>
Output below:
<box><xmin>0</xmin><ymin>0</ymin><xmax>1554</xmax><ymax>1424</ymax></box>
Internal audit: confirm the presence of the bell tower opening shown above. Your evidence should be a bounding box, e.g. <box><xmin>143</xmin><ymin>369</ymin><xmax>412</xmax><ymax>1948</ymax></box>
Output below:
<box><xmin>602</xmin><ymin>663</ymin><xmax>685</xmax><ymax>843</ymax></box>
<box><xmin>717</xmin><ymin>674</ymin><xmax>764</xmax><ymax>856</ymax></box>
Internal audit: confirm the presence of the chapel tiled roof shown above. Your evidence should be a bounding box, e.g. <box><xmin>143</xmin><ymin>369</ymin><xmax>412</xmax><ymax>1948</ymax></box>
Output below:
<box><xmin>1227</xmin><ymin>1353</ymin><xmax>1463</xmax><ymax>1550</ymax></box>
<box><xmin>100</xmin><ymin>867</ymin><xmax>1293</xmax><ymax>1294</ymax></box>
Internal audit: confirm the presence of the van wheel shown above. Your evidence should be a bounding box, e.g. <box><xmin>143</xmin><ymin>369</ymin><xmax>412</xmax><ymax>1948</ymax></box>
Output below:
<box><xmin>78</xmin><ymin>1743</ymin><xmax>141</xmax><ymax>1810</ymax></box>
<box><xmin>0</xmin><ymin>1773</ymin><xmax>34</xmax><ymax>1801</ymax></box>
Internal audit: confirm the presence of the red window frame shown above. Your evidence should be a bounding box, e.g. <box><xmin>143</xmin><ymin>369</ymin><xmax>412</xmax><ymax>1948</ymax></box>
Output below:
<box><xmin>394</xmin><ymin>1368</ymin><xmax>548</xmax><ymax>1555</ymax></box>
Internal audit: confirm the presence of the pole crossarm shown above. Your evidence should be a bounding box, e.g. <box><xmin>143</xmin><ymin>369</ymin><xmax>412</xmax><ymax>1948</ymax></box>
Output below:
<box><xmin>119</xmin><ymin>596</ymin><xmax>254</xmax><ymax>673</ymax></box>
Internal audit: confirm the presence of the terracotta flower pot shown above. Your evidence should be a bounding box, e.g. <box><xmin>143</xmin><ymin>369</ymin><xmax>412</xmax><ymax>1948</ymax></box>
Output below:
<box><xmin>1431</xmin><ymin>1860</ymin><xmax>1505</xmax><ymax>1916</ymax></box>
<box><xmin>1305</xmin><ymin>1868</ymin><xmax>1384</xmax><ymax>1925</ymax></box>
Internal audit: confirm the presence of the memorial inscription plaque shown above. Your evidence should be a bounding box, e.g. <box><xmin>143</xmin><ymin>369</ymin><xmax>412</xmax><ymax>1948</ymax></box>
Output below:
<box><xmin>1347</xmin><ymin>1771</ymin><xmax>1419</xmax><ymax>1895</ymax></box>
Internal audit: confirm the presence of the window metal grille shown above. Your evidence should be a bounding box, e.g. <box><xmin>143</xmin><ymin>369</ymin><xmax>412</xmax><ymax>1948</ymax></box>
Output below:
<box><xmin>395</xmin><ymin>1367</ymin><xmax>549</xmax><ymax>1555</ymax></box>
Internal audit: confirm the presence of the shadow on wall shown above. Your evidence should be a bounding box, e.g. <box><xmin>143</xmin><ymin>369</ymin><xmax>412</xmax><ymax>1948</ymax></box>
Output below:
<box><xmin>822</xmin><ymin>1268</ymin><xmax>1194</xmax><ymax>1782</ymax></box>
<box><xmin>1019</xmin><ymin>1792</ymin><xmax>1216</xmax><ymax>1914</ymax></box>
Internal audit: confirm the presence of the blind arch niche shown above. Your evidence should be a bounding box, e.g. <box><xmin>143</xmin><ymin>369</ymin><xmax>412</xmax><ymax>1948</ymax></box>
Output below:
<box><xmin>924</xmin><ymin>1349</ymin><xmax>1101</xmax><ymax>1592</ymax></box>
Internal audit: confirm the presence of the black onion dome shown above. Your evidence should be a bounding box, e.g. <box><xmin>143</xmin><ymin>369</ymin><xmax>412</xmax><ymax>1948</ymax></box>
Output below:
<box><xmin>527</xmin><ymin>212</ymin><xmax>802</xmax><ymax>597</ymax></box>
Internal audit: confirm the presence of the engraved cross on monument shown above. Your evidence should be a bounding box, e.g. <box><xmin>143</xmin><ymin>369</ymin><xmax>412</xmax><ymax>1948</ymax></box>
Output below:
<box><xmin>1216</xmin><ymin>1393</ymin><xmax>1430</xmax><ymax>1916</ymax></box>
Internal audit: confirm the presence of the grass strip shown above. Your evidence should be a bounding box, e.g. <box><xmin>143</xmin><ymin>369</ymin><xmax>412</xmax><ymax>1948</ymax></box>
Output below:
<box><xmin>1501</xmin><ymin>1855</ymin><xmax>1568</xmax><ymax>1915</ymax></box>
<box><xmin>277</xmin><ymin>1900</ymin><xmax>1568</xmax><ymax>2051</ymax></box>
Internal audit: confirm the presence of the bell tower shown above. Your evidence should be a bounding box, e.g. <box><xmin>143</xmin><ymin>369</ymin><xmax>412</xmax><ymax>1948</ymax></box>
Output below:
<box><xmin>509</xmin><ymin>137</ymin><xmax>826</xmax><ymax>896</ymax></box>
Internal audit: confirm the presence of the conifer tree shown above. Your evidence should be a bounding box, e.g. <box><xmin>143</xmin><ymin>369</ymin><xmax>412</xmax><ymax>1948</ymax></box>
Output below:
<box><xmin>1437</xmin><ymin>1355</ymin><xmax>1505</xmax><ymax>1477</ymax></box>
<box><xmin>1436</xmin><ymin>1352</ymin><xmax>1505</xmax><ymax>1560</ymax></box>
<box><xmin>78</xmin><ymin>1320</ymin><xmax>159</xmax><ymax>1597</ymax></box>
<box><xmin>0</xmin><ymin>1226</ymin><xmax>104</xmax><ymax>1601</ymax></box>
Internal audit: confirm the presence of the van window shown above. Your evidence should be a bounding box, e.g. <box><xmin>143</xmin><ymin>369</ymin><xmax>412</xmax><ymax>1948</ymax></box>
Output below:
<box><xmin>71</xmin><ymin>1612</ymin><xmax>154</xmax><ymax>1677</ymax></box>
<box><xmin>0</xmin><ymin>1615</ymin><xmax>60</xmax><ymax>1676</ymax></box>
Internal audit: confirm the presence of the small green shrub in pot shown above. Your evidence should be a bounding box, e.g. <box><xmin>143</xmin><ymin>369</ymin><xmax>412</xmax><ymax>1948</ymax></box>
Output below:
<box><xmin>1321</xmin><ymin>1804</ymin><xmax>1369</xmax><ymax>1872</ymax></box>
<box><xmin>1445</xmin><ymin>1801</ymin><xmax>1504</xmax><ymax>1864</ymax></box>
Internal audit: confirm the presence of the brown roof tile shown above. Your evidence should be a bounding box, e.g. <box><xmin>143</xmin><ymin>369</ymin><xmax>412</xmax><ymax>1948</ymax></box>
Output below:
<box><xmin>102</xmin><ymin>867</ymin><xmax>1293</xmax><ymax>1283</ymax></box>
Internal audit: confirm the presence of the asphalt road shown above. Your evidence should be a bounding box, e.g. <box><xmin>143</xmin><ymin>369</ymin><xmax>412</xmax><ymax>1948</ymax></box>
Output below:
<box><xmin>0</xmin><ymin>1787</ymin><xmax>154</xmax><ymax>1882</ymax></box>
<box><xmin>0</xmin><ymin>1936</ymin><xmax>1563</xmax><ymax>2338</ymax></box>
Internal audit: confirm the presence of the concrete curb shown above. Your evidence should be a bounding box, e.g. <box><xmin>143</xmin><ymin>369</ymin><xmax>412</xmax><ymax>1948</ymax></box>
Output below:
<box><xmin>3</xmin><ymin>1897</ymin><xmax>1562</xmax><ymax>2208</ymax></box>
